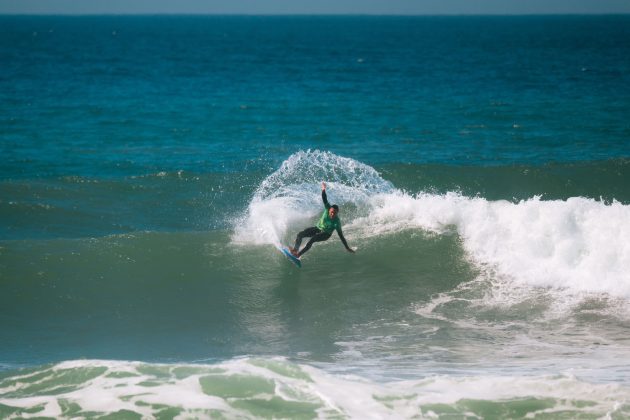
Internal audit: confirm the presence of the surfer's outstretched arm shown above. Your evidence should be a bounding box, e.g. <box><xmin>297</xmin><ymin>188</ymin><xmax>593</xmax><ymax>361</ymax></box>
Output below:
<box><xmin>322</xmin><ymin>182</ymin><xmax>330</xmax><ymax>209</ymax></box>
<box><xmin>320</xmin><ymin>181</ymin><xmax>355</xmax><ymax>254</ymax></box>
<box><xmin>337</xmin><ymin>228</ymin><xmax>355</xmax><ymax>253</ymax></box>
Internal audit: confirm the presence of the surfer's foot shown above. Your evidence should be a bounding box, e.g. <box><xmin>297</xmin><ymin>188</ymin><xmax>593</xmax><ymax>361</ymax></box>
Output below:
<box><xmin>289</xmin><ymin>247</ymin><xmax>299</xmax><ymax>257</ymax></box>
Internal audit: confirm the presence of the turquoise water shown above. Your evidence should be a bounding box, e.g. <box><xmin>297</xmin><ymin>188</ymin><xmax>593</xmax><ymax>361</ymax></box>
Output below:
<box><xmin>1</xmin><ymin>16</ymin><xmax>630</xmax><ymax>418</ymax></box>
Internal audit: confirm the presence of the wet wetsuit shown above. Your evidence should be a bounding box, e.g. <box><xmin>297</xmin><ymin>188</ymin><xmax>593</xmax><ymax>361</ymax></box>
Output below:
<box><xmin>293</xmin><ymin>190</ymin><xmax>351</xmax><ymax>257</ymax></box>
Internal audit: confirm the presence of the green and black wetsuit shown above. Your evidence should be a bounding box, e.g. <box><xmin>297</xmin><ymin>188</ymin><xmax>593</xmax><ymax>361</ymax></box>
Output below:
<box><xmin>293</xmin><ymin>190</ymin><xmax>351</xmax><ymax>257</ymax></box>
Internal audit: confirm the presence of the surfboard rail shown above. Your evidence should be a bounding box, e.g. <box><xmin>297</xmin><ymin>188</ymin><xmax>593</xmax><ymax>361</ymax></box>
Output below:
<box><xmin>280</xmin><ymin>247</ymin><xmax>302</xmax><ymax>267</ymax></box>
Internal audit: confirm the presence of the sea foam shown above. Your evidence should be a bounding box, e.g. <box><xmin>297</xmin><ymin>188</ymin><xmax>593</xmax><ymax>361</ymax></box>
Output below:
<box><xmin>1</xmin><ymin>358</ymin><xmax>628</xmax><ymax>419</ymax></box>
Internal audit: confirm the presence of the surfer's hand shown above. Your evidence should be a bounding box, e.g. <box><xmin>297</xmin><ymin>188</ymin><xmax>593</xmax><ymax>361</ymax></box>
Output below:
<box><xmin>322</xmin><ymin>182</ymin><xmax>326</xmax><ymax>191</ymax></box>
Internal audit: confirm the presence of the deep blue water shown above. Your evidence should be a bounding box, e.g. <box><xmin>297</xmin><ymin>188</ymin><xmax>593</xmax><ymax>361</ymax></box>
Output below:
<box><xmin>2</xmin><ymin>15</ymin><xmax>629</xmax><ymax>181</ymax></box>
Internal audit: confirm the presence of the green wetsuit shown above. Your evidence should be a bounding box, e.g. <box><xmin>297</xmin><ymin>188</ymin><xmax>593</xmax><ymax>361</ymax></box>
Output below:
<box><xmin>293</xmin><ymin>190</ymin><xmax>351</xmax><ymax>257</ymax></box>
<box><xmin>317</xmin><ymin>204</ymin><xmax>342</xmax><ymax>234</ymax></box>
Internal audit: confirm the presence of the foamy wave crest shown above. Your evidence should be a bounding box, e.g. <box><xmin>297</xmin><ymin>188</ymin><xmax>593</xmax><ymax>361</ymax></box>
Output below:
<box><xmin>232</xmin><ymin>150</ymin><xmax>394</xmax><ymax>245</ymax></box>
<box><xmin>1</xmin><ymin>358</ymin><xmax>628</xmax><ymax>419</ymax></box>
<box><xmin>234</xmin><ymin>151</ymin><xmax>630</xmax><ymax>298</ymax></box>
<box><xmin>354</xmin><ymin>192</ymin><xmax>630</xmax><ymax>298</ymax></box>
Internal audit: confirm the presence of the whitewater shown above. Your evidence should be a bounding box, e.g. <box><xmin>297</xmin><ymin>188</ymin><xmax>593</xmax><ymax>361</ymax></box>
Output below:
<box><xmin>2</xmin><ymin>358</ymin><xmax>630</xmax><ymax>419</ymax></box>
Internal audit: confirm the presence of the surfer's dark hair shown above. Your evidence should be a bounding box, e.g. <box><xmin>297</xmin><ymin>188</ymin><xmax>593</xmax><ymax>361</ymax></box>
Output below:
<box><xmin>331</xmin><ymin>204</ymin><xmax>339</xmax><ymax>211</ymax></box>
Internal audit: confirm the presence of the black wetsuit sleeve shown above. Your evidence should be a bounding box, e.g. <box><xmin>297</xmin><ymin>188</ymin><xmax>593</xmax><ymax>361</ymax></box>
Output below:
<box><xmin>322</xmin><ymin>189</ymin><xmax>331</xmax><ymax>210</ymax></box>
<box><xmin>337</xmin><ymin>227</ymin><xmax>350</xmax><ymax>250</ymax></box>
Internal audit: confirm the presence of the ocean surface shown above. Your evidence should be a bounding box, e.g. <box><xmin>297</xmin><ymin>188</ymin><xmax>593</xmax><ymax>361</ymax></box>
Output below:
<box><xmin>1</xmin><ymin>15</ymin><xmax>630</xmax><ymax>419</ymax></box>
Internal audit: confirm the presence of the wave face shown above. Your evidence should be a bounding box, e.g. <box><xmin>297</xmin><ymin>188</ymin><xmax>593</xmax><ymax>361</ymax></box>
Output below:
<box><xmin>3</xmin><ymin>151</ymin><xmax>630</xmax><ymax>385</ymax></box>
<box><xmin>2</xmin><ymin>359</ymin><xmax>630</xmax><ymax>419</ymax></box>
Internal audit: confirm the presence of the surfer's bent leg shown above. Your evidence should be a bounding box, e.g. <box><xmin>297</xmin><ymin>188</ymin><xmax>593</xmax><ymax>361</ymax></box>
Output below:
<box><xmin>297</xmin><ymin>231</ymin><xmax>332</xmax><ymax>257</ymax></box>
<box><xmin>294</xmin><ymin>227</ymin><xmax>321</xmax><ymax>251</ymax></box>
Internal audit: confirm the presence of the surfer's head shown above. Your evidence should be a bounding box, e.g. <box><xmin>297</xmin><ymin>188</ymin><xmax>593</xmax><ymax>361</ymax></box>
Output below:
<box><xmin>329</xmin><ymin>204</ymin><xmax>339</xmax><ymax>218</ymax></box>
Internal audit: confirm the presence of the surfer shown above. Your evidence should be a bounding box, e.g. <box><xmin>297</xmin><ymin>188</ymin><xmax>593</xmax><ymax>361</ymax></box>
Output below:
<box><xmin>290</xmin><ymin>182</ymin><xmax>355</xmax><ymax>258</ymax></box>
